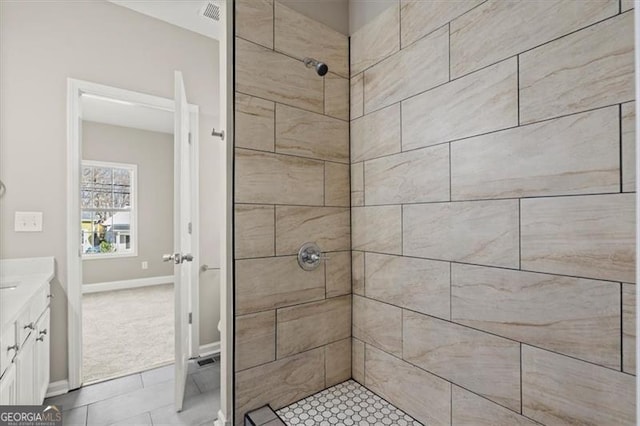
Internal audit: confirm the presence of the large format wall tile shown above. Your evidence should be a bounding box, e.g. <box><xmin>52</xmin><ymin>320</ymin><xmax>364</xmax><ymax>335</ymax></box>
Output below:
<box><xmin>350</xmin><ymin>73</ymin><xmax>364</xmax><ymax>120</ymax></box>
<box><xmin>452</xmin><ymin>386</ymin><xmax>539</xmax><ymax>426</ymax></box>
<box><xmin>235</xmin><ymin>311</ymin><xmax>276</xmax><ymax>371</ymax></box>
<box><xmin>236</xmin><ymin>256</ymin><xmax>325</xmax><ymax>315</ymax></box>
<box><xmin>623</xmin><ymin>283</ymin><xmax>636</xmax><ymax>375</ymax></box>
<box><xmin>235</xmin><ymin>93</ymin><xmax>275</xmax><ymax>152</ymax></box>
<box><xmin>403</xmin><ymin>200</ymin><xmax>519</xmax><ymax>268</ymax></box>
<box><xmin>351</xmin><ymin>162</ymin><xmax>364</xmax><ymax>207</ymax></box>
<box><xmin>403</xmin><ymin>311</ymin><xmax>521</xmax><ymax>411</ymax></box>
<box><xmin>623</xmin><ymin>0</ymin><xmax>635</xmax><ymax>11</ymax></box>
<box><xmin>325</xmin><ymin>162</ymin><xmax>350</xmax><ymax>207</ymax></box>
<box><xmin>351</xmin><ymin>103</ymin><xmax>401</xmax><ymax>163</ymax></box>
<box><xmin>275</xmin><ymin>104</ymin><xmax>349</xmax><ymax>163</ymax></box>
<box><xmin>277</xmin><ymin>296</ymin><xmax>351</xmax><ymax>358</ymax></box>
<box><xmin>352</xmin><ymin>295</ymin><xmax>402</xmax><ymax>357</ymax></box>
<box><xmin>235</xmin><ymin>149</ymin><xmax>324</xmax><ymax>205</ymax></box>
<box><xmin>522</xmin><ymin>345</ymin><xmax>635</xmax><ymax>425</ymax></box>
<box><xmin>352</xmin><ymin>206</ymin><xmax>402</xmax><ymax>254</ymax></box>
<box><xmin>325</xmin><ymin>251</ymin><xmax>351</xmax><ymax>298</ymax></box>
<box><xmin>234</xmin><ymin>204</ymin><xmax>274</xmax><ymax>259</ymax></box>
<box><xmin>365</xmin><ymin>253</ymin><xmax>450</xmax><ymax>320</ymax></box>
<box><xmin>350</xmin><ymin>3</ymin><xmax>399</xmax><ymax>76</ymax></box>
<box><xmin>235</xmin><ymin>348</ymin><xmax>325</xmax><ymax>419</ymax></box>
<box><xmin>365</xmin><ymin>345</ymin><xmax>451</xmax><ymax>425</ymax></box>
<box><xmin>451</xmin><ymin>107</ymin><xmax>620</xmax><ymax>200</ymax></box>
<box><xmin>235</xmin><ymin>0</ymin><xmax>273</xmax><ymax>49</ymax></box>
<box><xmin>623</xmin><ymin>102</ymin><xmax>636</xmax><ymax>192</ymax></box>
<box><xmin>520</xmin><ymin>12</ymin><xmax>634</xmax><ymax>124</ymax></box>
<box><xmin>400</xmin><ymin>0</ymin><xmax>483</xmax><ymax>48</ymax></box>
<box><xmin>450</xmin><ymin>0</ymin><xmax>617</xmax><ymax>78</ymax></box>
<box><xmin>521</xmin><ymin>194</ymin><xmax>636</xmax><ymax>283</ymax></box>
<box><xmin>352</xmin><ymin>338</ymin><xmax>365</xmax><ymax>384</ymax></box>
<box><xmin>402</xmin><ymin>58</ymin><xmax>517</xmax><ymax>151</ymax></box>
<box><xmin>452</xmin><ymin>264</ymin><xmax>620</xmax><ymax>369</ymax></box>
<box><xmin>324</xmin><ymin>73</ymin><xmax>349</xmax><ymax>121</ymax></box>
<box><xmin>364</xmin><ymin>25</ymin><xmax>448</xmax><ymax>114</ymax></box>
<box><xmin>236</xmin><ymin>38</ymin><xmax>324</xmax><ymax>113</ymax></box>
<box><xmin>352</xmin><ymin>251</ymin><xmax>365</xmax><ymax>296</ymax></box>
<box><xmin>274</xmin><ymin>2</ymin><xmax>348</xmax><ymax>78</ymax></box>
<box><xmin>275</xmin><ymin>206</ymin><xmax>350</xmax><ymax>255</ymax></box>
<box><xmin>325</xmin><ymin>338</ymin><xmax>351</xmax><ymax>387</ymax></box>
<box><xmin>364</xmin><ymin>144</ymin><xmax>450</xmax><ymax>205</ymax></box>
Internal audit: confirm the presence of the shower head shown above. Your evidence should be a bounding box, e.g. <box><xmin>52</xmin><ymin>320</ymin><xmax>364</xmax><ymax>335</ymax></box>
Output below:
<box><xmin>303</xmin><ymin>57</ymin><xmax>328</xmax><ymax>76</ymax></box>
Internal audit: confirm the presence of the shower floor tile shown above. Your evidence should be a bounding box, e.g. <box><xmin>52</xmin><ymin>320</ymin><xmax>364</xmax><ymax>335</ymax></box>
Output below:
<box><xmin>276</xmin><ymin>380</ymin><xmax>422</xmax><ymax>426</ymax></box>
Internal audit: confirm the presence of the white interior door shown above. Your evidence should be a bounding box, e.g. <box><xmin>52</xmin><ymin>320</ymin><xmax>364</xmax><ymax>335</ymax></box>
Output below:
<box><xmin>173</xmin><ymin>70</ymin><xmax>192</xmax><ymax>413</ymax></box>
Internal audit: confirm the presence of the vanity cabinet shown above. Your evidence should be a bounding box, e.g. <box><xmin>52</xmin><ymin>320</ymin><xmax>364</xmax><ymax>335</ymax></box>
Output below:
<box><xmin>0</xmin><ymin>363</ymin><xmax>17</xmax><ymax>405</ymax></box>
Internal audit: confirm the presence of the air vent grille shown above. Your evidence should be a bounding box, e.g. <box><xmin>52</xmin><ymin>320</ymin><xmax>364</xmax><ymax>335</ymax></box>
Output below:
<box><xmin>201</xmin><ymin>2</ymin><xmax>220</xmax><ymax>21</ymax></box>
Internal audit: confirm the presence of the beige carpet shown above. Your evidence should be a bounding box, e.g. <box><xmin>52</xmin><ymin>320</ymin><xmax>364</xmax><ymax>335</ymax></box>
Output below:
<box><xmin>82</xmin><ymin>284</ymin><xmax>174</xmax><ymax>384</ymax></box>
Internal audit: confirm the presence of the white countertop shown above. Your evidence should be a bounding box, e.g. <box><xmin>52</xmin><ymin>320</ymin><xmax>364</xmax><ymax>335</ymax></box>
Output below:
<box><xmin>0</xmin><ymin>257</ymin><xmax>54</xmax><ymax>328</ymax></box>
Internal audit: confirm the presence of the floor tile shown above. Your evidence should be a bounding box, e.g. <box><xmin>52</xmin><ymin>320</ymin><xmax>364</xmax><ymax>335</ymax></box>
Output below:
<box><xmin>191</xmin><ymin>365</ymin><xmax>221</xmax><ymax>394</ymax></box>
<box><xmin>150</xmin><ymin>389</ymin><xmax>221</xmax><ymax>426</ymax></box>
<box><xmin>62</xmin><ymin>406</ymin><xmax>87</xmax><ymax>426</ymax></box>
<box><xmin>141</xmin><ymin>364</ymin><xmax>174</xmax><ymax>387</ymax></box>
<box><xmin>46</xmin><ymin>374</ymin><xmax>143</xmax><ymax>411</ymax></box>
<box><xmin>109</xmin><ymin>412</ymin><xmax>152</xmax><ymax>426</ymax></box>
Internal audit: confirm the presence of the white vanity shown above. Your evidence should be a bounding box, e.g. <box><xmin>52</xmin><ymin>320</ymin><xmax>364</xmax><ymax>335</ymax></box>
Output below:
<box><xmin>0</xmin><ymin>257</ymin><xmax>53</xmax><ymax>405</ymax></box>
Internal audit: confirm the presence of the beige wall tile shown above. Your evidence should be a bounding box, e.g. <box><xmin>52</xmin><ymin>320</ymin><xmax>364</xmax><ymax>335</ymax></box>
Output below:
<box><xmin>234</xmin><ymin>204</ymin><xmax>275</xmax><ymax>259</ymax></box>
<box><xmin>350</xmin><ymin>3</ymin><xmax>399</xmax><ymax>76</ymax></box>
<box><xmin>236</xmin><ymin>0</ymin><xmax>273</xmax><ymax>49</ymax></box>
<box><xmin>623</xmin><ymin>102</ymin><xmax>636</xmax><ymax>192</ymax></box>
<box><xmin>235</xmin><ymin>93</ymin><xmax>275</xmax><ymax>152</ymax></box>
<box><xmin>365</xmin><ymin>144</ymin><xmax>450</xmax><ymax>205</ymax></box>
<box><xmin>403</xmin><ymin>311</ymin><xmax>521</xmax><ymax>411</ymax></box>
<box><xmin>274</xmin><ymin>2</ymin><xmax>348</xmax><ymax>78</ymax></box>
<box><xmin>352</xmin><ymin>338</ymin><xmax>365</xmax><ymax>384</ymax></box>
<box><xmin>236</xmin><ymin>256</ymin><xmax>325</xmax><ymax>315</ymax></box>
<box><xmin>351</xmin><ymin>162</ymin><xmax>364</xmax><ymax>207</ymax></box>
<box><xmin>402</xmin><ymin>58</ymin><xmax>517</xmax><ymax>151</ymax></box>
<box><xmin>451</xmin><ymin>0</ymin><xmax>617</xmax><ymax>78</ymax></box>
<box><xmin>352</xmin><ymin>206</ymin><xmax>402</xmax><ymax>254</ymax></box>
<box><xmin>365</xmin><ymin>345</ymin><xmax>451</xmax><ymax>425</ymax></box>
<box><xmin>235</xmin><ymin>311</ymin><xmax>276</xmax><ymax>371</ymax></box>
<box><xmin>520</xmin><ymin>12</ymin><xmax>634</xmax><ymax>124</ymax></box>
<box><xmin>522</xmin><ymin>345</ymin><xmax>635</xmax><ymax>425</ymax></box>
<box><xmin>325</xmin><ymin>162</ymin><xmax>350</xmax><ymax>207</ymax></box>
<box><xmin>623</xmin><ymin>283</ymin><xmax>636</xmax><ymax>375</ymax></box>
<box><xmin>400</xmin><ymin>0</ymin><xmax>483</xmax><ymax>48</ymax></box>
<box><xmin>452</xmin><ymin>264</ymin><xmax>621</xmax><ymax>369</ymax></box>
<box><xmin>351</xmin><ymin>103</ymin><xmax>401</xmax><ymax>163</ymax></box>
<box><xmin>350</xmin><ymin>73</ymin><xmax>364</xmax><ymax>120</ymax></box>
<box><xmin>324</xmin><ymin>73</ymin><xmax>349</xmax><ymax>121</ymax></box>
<box><xmin>352</xmin><ymin>295</ymin><xmax>402</xmax><ymax>357</ymax></box>
<box><xmin>452</xmin><ymin>385</ymin><xmax>539</xmax><ymax>426</ymax></box>
<box><xmin>277</xmin><ymin>296</ymin><xmax>351</xmax><ymax>358</ymax></box>
<box><xmin>451</xmin><ymin>107</ymin><xmax>620</xmax><ymax>200</ymax></box>
<box><xmin>235</xmin><ymin>148</ymin><xmax>324</xmax><ymax>205</ymax></box>
<box><xmin>521</xmin><ymin>193</ymin><xmax>636</xmax><ymax>283</ymax></box>
<box><xmin>366</xmin><ymin>253</ymin><xmax>450</xmax><ymax>320</ymax></box>
<box><xmin>236</xmin><ymin>37</ymin><xmax>324</xmax><ymax>113</ymax></box>
<box><xmin>326</xmin><ymin>251</ymin><xmax>351</xmax><ymax>298</ymax></box>
<box><xmin>275</xmin><ymin>104</ymin><xmax>349</xmax><ymax>163</ymax></box>
<box><xmin>403</xmin><ymin>200</ymin><xmax>519</xmax><ymax>268</ymax></box>
<box><xmin>235</xmin><ymin>347</ymin><xmax>325</xmax><ymax>419</ymax></box>
<box><xmin>352</xmin><ymin>251</ymin><xmax>365</xmax><ymax>296</ymax></box>
<box><xmin>622</xmin><ymin>0</ymin><xmax>635</xmax><ymax>11</ymax></box>
<box><xmin>364</xmin><ymin>25</ymin><xmax>448</xmax><ymax>114</ymax></box>
<box><xmin>275</xmin><ymin>206</ymin><xmax>350</xmax><ymax>255</ymax></box>
<box><xmin>325</xmin><ymin>338</ymin><xmax>351</xmax><ymax>387</ymax></box>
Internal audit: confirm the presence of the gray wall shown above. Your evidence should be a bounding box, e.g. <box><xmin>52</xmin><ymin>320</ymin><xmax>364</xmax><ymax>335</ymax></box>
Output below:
<box><xmin>0</xmin><ymin>0</ymin><xmax>220</xmax><ymax>382</ymax></box>
<box><xmin>81</xmin><ymin>121</ymin><xmax>174</xmax><ymax>285</ymax></box>
<box><xmin>279</xmin><ymin>0</ymin><xmax>349</xmax><ymax>35</ymax></box>
<box><xmin>349</xmin><ymin>0</ymin><xmax>395</xmax><ymax>34</ymax></box>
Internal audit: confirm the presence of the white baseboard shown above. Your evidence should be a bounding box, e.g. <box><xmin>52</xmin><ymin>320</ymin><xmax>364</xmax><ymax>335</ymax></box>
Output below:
<box><xmin>46</xmin><ymin>380</ymin><xmax>70</xmax><ymax>398</ymax></box>
<box><xmin>83</xmin><ymin>275</ymin><xmax>174</xmax><ymax>294</ymax></box>
<box><xmin>199</xmin><ymin>341</ymin><xmax>221</xmax><ymax>357</ymax></box>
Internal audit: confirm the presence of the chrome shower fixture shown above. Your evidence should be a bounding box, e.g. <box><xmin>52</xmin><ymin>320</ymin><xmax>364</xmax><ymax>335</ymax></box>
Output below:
<box><xmin>303</xmin><ymin>57</ymin><xmax>328</xmax><ymax>76</ymax></box>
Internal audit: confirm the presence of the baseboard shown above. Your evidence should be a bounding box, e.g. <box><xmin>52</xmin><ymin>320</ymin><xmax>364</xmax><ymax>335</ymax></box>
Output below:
<box><xmin>83</xmin><ymin>275</ymin><xmax>174</xmax><ymax>294</ymax></box>
<box><xmin>199</xmin><ymin>341</ymin><xmax>221</xmax><ymax>357</ymax></box>
<box><xmin>46</xmin><ymin>380</ymin><xmax>69</xmax><ymax>398</ymax></box>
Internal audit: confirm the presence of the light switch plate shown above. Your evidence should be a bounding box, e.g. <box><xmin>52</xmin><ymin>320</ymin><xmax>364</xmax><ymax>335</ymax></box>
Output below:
<box><xmin>15</xmin><ymin>211</ymin><xmax>43</xmax><ymax>232</ymax></box>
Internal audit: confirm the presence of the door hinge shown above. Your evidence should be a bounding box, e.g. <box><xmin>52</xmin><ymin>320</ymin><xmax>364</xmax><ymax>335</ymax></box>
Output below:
<box><xmin>188</xmin><ymin>132</ymin><xmax>192</xmax><ymax>144</ymax></box>
<box><xmin>188</xmin><ymin>222</ymin><xmax>192</xmax><ymax>234</ymax></box>
<box><xmin>188</xmin><ymin>312</ymin><xmax>193</xmax><ymax>324</ymax></box>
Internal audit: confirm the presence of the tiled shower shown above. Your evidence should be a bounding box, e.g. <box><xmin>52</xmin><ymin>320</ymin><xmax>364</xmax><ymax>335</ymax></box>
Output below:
<box><xmin>233</xmin><ymin>0</ymin><xmax>636</xmax><ymax>425</ymax></box>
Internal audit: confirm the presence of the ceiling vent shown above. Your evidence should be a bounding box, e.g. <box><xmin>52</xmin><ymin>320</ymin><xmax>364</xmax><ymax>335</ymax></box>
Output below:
<box><xmin>200</xmin><ymin>2</ymin><xmax>220</xmax><ymax>21</ymax></box>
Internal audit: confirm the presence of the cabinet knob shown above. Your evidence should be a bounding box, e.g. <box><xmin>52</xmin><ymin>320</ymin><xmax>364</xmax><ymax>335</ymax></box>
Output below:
<box><xmin>7</xmin><ymin>344</ymin><xmax>18</xmax><ymax>353</ymax></box>
<box><xmin>39</xmin><ymin>329</ymin><xmax>48</xmax><ymax>335</ymax></box>
<box><xmin>36</xmin><ymin>336</ymin><xmax>45</xmax><ymax>342</ymax></box>
<box><xmin>23</xmin><ymin>322</ymin><xmax>34</xmax><ymax>330</ymax></box>
<box><xmin>47</xmin><ymin>294</ymin><xmax>54</xmax><ymax>299</ymax></box>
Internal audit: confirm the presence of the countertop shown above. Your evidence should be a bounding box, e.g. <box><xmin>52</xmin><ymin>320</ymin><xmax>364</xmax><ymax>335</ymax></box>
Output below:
<box><xmin>1</xmin><ymin>257</ymin><xmax>54</xmax><ymax>328</ymax></box>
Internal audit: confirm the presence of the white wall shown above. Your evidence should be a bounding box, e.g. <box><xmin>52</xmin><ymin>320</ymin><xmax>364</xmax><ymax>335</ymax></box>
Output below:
<box><xmin>0</xmin><ymin>1</ymin><xmax>221</xmax><ymax>382</ymax></box>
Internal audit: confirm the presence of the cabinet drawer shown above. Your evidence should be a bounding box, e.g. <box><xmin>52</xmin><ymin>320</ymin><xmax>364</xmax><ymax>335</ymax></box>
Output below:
<box><xmin>16</xmin><ymin>309</ymin><xmax>33</xmax><ymax>345</ymax></box>
<box><xmin>31</xmin><ymin>284</ymin><xmax>49</xmax><ymax>324</ymax></box>
<box><xmin>0</xmin><ymin>322</ymin><xmax>16</xmax><ymax>377</ymax></box>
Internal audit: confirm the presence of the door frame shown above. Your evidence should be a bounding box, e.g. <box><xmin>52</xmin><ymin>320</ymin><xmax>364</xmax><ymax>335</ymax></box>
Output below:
<box><xmin>66</xmin><ymin>78</ymin><xmax>199</xmax><ymax>390</ymax></box>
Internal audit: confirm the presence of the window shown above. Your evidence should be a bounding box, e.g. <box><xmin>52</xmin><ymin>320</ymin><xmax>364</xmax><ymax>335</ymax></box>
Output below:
<box><xmin>81</xmin><ymin>161</ymin><xmax>137</xmax><ymax>258</ymax></box>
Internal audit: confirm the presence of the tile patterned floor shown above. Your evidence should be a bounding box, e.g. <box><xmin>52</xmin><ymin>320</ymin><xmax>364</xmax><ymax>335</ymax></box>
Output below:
<box><xmin>276</xmin><ymin>380</ymin><xmax>422</xmax><ymax>426</ymax></box>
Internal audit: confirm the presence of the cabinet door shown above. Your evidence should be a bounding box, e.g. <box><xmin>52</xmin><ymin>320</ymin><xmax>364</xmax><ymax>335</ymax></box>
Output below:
<box><xmin>34</xmin><ymin>309</ymin><xmax>50</xmax><ymax>403</ymax></box>
<box><xmin>0</xmin><ymin>362</ymin><xmax>17</xmax><ymax>405</ymax></box>
<box><xmin>15</xmin><ymin>333</ymin><xmax>35</xmax><ymax>405</ymax></box>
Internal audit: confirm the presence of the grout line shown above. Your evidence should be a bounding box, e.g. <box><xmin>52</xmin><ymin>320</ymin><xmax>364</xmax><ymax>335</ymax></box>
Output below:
<box><xmin>448</xmin><ymin>143</ymin><xmax>452</xmax><ymax>201</ymax></box>
<box><xmin>449</xmin><ymin>262</ymin><xmax>453</xmax><ymax>321</ymax></box>
<box><xmin>619</xmin><ymin>103</ymin><xmax>623</xmax><ymax>193</ymax></box>
<box><xmin>517</xmin><ymin>55</ymin><xmax>520</xmax><ymax>126</ymax></box>
<box><xmin>518</xmin><ymin>199</ymin><xmax>522</xmax><ymax>270</ymax></box>
<box><xmin>447</xmin><ymin>22</ymin><xmax>451</xmax><ymax>82</ymax></box>
<box><xmin>620</xmin><ymin>283</ymin><xmax>623</xmax><ymax>371</ymax></box>
<box><xmin>400</xmin><ymin>205</ymin><xmax>404</xmax><ymax>255</ymax></box>
<box><xmin>236</xmin><ymin>145</ymin><xmax>349</xmax><ymax>165</ymax></box>
<box><xmin>273</xmin><ymin>205</ymin><xmax>277</xmax><ymax>256</ymax></box>
<box><xmin>520</xmin><ymin>343</ymin><xmax>523</xmax><ymax>414</ymax></box>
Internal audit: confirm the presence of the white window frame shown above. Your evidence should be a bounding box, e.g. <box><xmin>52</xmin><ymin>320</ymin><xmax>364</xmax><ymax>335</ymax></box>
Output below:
<box><xmin>81</xmin><ymin>159</ymin><xmax>138</xmax><ymax>260</ymax></box>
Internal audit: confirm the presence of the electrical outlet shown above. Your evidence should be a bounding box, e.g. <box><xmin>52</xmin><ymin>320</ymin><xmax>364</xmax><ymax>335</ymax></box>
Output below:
<box><xmin>141</xmin><ymin>261</ymin><xmax>148</xmax><ymax>270</ymax></box>
<box><xmin>15</xmin><ymin>211</ymin><xmax>43</xmax><ymax>232</ymax></box>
